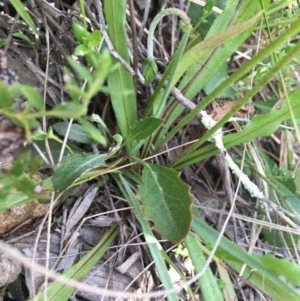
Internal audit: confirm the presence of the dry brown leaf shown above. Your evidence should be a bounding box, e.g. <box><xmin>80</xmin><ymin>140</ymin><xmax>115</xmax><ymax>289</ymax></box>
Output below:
<box><xmin>210</xmin><ymin>101</ymin><xmax>254</xmax><ymax>121</ymax></box>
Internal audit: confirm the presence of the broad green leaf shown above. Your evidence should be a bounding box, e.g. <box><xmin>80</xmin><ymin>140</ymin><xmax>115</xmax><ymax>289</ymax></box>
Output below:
<box><xmin>192</xmin><ymin>216</ymin><xmax>300</xmax><ymax>301</ymax></box>
<box><xmin>52</xmin><ymin>122</ymin><xmax>95</xmax><ymax>144</ymax></box>
<box><xmin>185</xmin><ymin>234</ymin><xmax>223</xmax><ymax>301</ymax></box>
<box><xmin>52</xmin><ymin>153</ymin><xmax>107</xmax><ymax>191</ymax></box>
<box><xmin>31</xmin><ymin>224</ymin><xmax>119</xmax><ymax>301</ymax></box>
<box><xmin>128</xmin><ymin>118</ymin><xmax>163</xmax><ymax>141</ymax></box>
<box><xmin>138</xmin><ymin>163</ymin><xmax>192</xmax><ymax>242</ymax></box>
<box><xmin>104</xmin><ymin>0</ymin><xmax>137</xmax><ymax>142</ymax></box>
<box><xmin>10</xmin><ymin>0</ymin><xmax>37</xmax><ymax>33</ymax></box>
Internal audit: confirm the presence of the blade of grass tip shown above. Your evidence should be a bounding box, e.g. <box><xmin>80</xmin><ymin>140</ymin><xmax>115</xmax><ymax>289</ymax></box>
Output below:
<box><xmin>118</xmin><ymin>175</ymin><xmax>179</xmax><ymax>301</ymax></box>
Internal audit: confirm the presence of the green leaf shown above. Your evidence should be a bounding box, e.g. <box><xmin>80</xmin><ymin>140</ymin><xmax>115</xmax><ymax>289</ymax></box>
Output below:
<box><xmin>10</xmin><ymin>0</ymin><xmax>37</xmax><ymax>33</ymax></box>
<box><xmin>12</xmin><ymin>32</ymin><xmax>36</xmax><ymax>51</ymax></box>
<box><xmin>0</xmin><ymin>39</ymin><xmax>7</xmax><ymax>47</ymax></box>
<box><xmin>0</xmin><ymin>190</ymin><xmax>30</xmax><ymax>212</ymax></box>
<box><xmin>72</xmin><ymin>19</ymin><xmax>90</xmax><ymax>44</ymax></box>
<box><xmin>128</xmin><ymin>118</ymin><xmax>163</xmax><ymax>141</ymax></box>
<box><xmin>89</xmin><ymin>30</ymin><xmax>101</xmax><ymax>48</ymax></box>
<box><xmin>52</xmin><ymin>153</ymin><xmax>107</xmax><ymax>191</ymax></box>
<box><xmin>192</xmin><ymin>216</ymin><xmax>300</xmax><ymax>301</ymax></box>
<box><xmin>52</xmin><ymin>122</ymin><xmax>95</xmax><ymax>144</ymax></box>
<box><xmin>21</xmin><ymin>139</ymin><xmax>83</xmax><ymax>168</ymax></box>
<box><xmin>185</xmin><ymin>235</ymin><xmax>223</xmax><ymax>301</ymax></box>
<box><xmin>31</xmin><ymin>224</ymin><xmax>119</xmax><ymax>301</ymax></box>
<box><xmin>138</xmin><ymin>163</ymin><xmax>192</xmax><ymax>242</ymax></box>
<box><xmin>85</xmin><ymin>51</ymin><xmax>102</xmax><ymax>68</ymax></box>
<box><xmin>204</xmin><ymin>64</ymin><xmax>235</xmax><ymax>98</ymax></box>
<box><xmin>104</xmin><ymin>0</ymin><xmax>137</xmax><ymax>142</ymax></box>
<box><xmin>255</xmin><ymin>254</ymin><xmax>300</xmax><ymax>286</ymax></box>
<box><xmin>74</xmin><ymin>44</ymin><xmax>90</xmax><ymax>56</ymax></box>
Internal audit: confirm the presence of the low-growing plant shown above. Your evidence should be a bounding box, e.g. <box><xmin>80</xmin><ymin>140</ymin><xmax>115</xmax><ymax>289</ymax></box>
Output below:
<box><xmin>1</xmin><ymin>0</ymin><xmax>300</xmax><ymax>300</ymax></box>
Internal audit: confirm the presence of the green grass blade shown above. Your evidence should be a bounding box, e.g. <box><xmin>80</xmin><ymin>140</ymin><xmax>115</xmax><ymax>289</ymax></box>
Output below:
<box><xmin>154</xmin><ymin>11</ymin><xmax>264</xmax><ymax>151</ymax></box>
<box><xmin>171</xmin><ymin>33</ymin><xmax>300</xmax><ymax>167</ymax></box>
<box><xmin>30</xmin><ymin>224</ymin><xmax>119</xmax><ymax>301</ymax></box>
<box><xmin>118</xmin><ymin>175</ymin><xmax>179</xmax><ymax>301</ymax></box>
<box><xmin>155</xmin><ymin>0</ymin><xmax>269</xmax><ymax>145</ymax></box>
<box><xmin>192</xmin><ymin>216</ymin><xmax>300</xmax><ymax>301</ymax></box>
<box><xmin>10</xmin><ymin>0</ymin><xmax>38</xmax><ymax>33</ymax></box>
<box><xmin>104</xmin><ymin>0</ymin><xmax>137</xmax><ymax>142</ymax></box>
<box><xmin>185</xmin><ymin>234</ymin><xmax>223</xmax><ymax>301</ymax></box>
